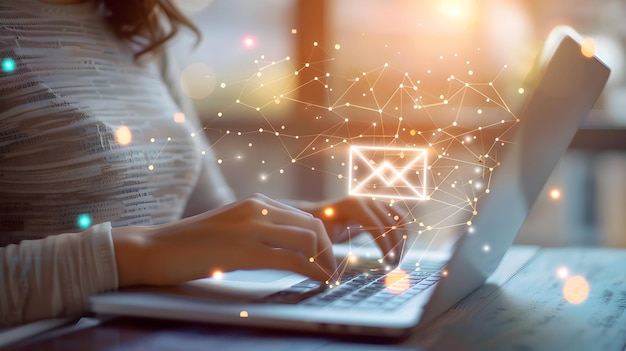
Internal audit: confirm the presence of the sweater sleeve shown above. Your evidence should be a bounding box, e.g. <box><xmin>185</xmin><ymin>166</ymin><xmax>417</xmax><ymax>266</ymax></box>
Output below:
<box><xmin>0</xmin><ymin>222</ymin><xmax>118</xmax><ymax>327</ymax></box>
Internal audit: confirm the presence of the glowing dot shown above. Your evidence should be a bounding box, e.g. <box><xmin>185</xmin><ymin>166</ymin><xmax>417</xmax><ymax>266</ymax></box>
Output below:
<box><xmin>483</xmin><ymin>244</ymin><xmax>490</xmax><ymax>252</ymax></box>
<box><xmin>309</xmin><ymin>257</ymin><xmax>315</xmax><ymax>263</ymax></box>
<box><xmin>581</xmin><ymin>38</ymin><xmax>596</xmax><ymax>58</ymax></box>
<box><xmin>518</xmin><ymin>88</ymin><xmax>525</xmax><ymax>94</ymax></box>
<box><xmin>291</xmin><ymin>29</ymin><xmax>297</xmax><ymax>34</ymax></box>
<box><xmin>239</xmin><ymin>310</ymin><xmax>249</xmax><ymax>318</ymax></box>
<box><xmin>217</xmin><ymin>159</ymin><xmax>223</xmax><ymax>164</ymax></box>
<box><xmin>563</xmin><ymin>275</ymin><xmax>590</xmax><ymax>304</ymax></box>
<box><xmin>243</xmin><ymin>36</ymin><xmax>255</xmax><ymax>48</ymax></box>
<box><xmin>77</xmin><ymin>214</ymin><xmax>92</xmax><ymax>229</ymax></box>
<box><xmin>2</xmin><ymin>58</ymin><xmax>16</xmax><ymax>72</ymax></box>
<box><xmin>148</xmin><ymin>164</ymin><xmax>154</xmax><ymax>171</ymax></box>
<box><xmin>212</xmin><ymin>270</ymin><xmax>224</xmax><ymax>280</ymax></box>
<box><xmin>150</xmin><ymin>138</ymin><xmax>155</xmax><ymax>143</ymax></box>
<box><xmin>334</xmin><ymin>44</ymin><xmax>341</xmax><ymax>50</ymax></box>
<box><xmin>442</xmin><ymin>270</ymin><xmax>448</xmax><ymax>277</ymax></box>
<box><xmin>115</xmin><ymin>126</ymin><xmax>132</xmax><ymax>146</ymax></box>
<box><xmin>261</xmin><ymin>208</ymin><xmax>269</xmax><ymax>216</ymax></box>
<box><xmin>550</xmin><ymin>188</ymin><xmax>561</xmax><ymax>200</ymax></box>
<box><xmin>220</xmin><ymin>82</ymin><xmax>226</xmax><ymax>88</ymax></box>
<box><xmin>557</xmin><ymin>266</ymin><xmax>570</xmax><ymax>279</ymax></box>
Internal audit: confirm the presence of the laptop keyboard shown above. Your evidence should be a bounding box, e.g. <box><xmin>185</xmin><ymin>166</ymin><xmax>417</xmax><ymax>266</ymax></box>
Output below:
<box><xmin>262</xmin><ymin>261</ymin><xmax>444</xmax><ymax>310</ymax></box>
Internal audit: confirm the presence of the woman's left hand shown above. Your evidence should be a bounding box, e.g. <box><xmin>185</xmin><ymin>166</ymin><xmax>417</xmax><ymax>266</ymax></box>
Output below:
<box><xmin>297</xmin><ymin>197</ymin><xmax>413</xmax><ymax>263</ymax></box>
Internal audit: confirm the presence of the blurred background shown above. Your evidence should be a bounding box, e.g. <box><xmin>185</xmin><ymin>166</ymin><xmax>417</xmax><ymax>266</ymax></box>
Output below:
<box><xmin>171</xmin><ymin>0</ymin><xmax>626</xmax><ymax>248</ymax></box>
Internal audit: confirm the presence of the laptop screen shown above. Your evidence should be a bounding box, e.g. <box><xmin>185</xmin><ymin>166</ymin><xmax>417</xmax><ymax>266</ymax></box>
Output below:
<box><xmin>420</xmin><ymin>26</ymin><xmax>611</xmax><ymax>323</ymax></box>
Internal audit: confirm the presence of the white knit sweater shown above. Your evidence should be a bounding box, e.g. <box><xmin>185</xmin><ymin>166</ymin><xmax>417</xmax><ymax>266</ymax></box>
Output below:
<box><xmin>0</xmin><ymin>0</ymin><xmax>235</xmax><ymax>326</ymax></box>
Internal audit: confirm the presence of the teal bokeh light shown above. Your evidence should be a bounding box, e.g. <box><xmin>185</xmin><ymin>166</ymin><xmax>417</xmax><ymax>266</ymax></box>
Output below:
<box><xmin>2</xmin><ymin>58</ymin><xmax>16</xmax><ymax>73</ymax></box>
<box><xmin>77</xmin><ymin>214</ymin><xmax>92</xmax><ymax>229</ymax></box>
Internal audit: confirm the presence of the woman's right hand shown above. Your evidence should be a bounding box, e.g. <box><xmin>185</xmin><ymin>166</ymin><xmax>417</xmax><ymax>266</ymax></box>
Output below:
<box><xmin>112</xmin><ymin>194</ymin><xmax>337</xmax><ymax>287</ymax></box>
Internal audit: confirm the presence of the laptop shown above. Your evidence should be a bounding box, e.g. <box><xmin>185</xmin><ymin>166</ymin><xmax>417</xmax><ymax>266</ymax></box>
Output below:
<box><xmin>90</xmin><ymin>26</ymin><xmax>610</xmax><ymax>338</ymax></box>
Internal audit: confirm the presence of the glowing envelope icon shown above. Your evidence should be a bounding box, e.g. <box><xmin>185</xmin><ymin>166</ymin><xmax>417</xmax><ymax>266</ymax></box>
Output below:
<box><xmin>348</xmin><ymin>146</ymin><xmax>428</xmax><ymax>201</ymax></box>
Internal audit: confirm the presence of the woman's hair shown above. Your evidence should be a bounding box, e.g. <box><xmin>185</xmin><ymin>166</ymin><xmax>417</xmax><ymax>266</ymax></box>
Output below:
<box><xmin>101</xmin><ymin>0</ymin><xmax>201</xmax><ymax>58</ymax></box>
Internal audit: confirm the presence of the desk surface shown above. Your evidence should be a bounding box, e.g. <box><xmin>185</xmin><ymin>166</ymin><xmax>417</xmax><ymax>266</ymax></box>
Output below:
<box><xmin>8</xmin><ymin>247</ymin><xmax>626</xmax><ymax>351</ymax></box>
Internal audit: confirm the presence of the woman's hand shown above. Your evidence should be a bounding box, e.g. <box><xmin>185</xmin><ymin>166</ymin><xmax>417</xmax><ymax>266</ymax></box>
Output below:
<box><xmin>296</xmin><ymin>197</ymin><xmax>413</xmax><ymax>263</ymax></box>
<box><xmin>112</xmin><ymin>194</ymin><xmax>336</xmax><ymax>287</ymax></box>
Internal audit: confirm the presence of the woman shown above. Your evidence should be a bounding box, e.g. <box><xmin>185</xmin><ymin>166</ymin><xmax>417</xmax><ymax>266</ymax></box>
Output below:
<box><xmin>0</xmin><ymin>0</ymin><xmax>408</xmax><ymax>326</ymax></box>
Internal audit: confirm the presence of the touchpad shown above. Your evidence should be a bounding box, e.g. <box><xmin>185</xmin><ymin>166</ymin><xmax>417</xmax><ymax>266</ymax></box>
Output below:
<box><xmin>221</xmin><ymin>269</ymin><xmax>296</xmax><ymax>283</ymax></box>
<box><xmin>185</xmin><ymin>269</ymin><xmax>307</xmax><ymax>298</ymax></box>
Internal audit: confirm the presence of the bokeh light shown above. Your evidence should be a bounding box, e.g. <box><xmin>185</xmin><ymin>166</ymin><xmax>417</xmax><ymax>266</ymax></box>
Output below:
<box><xmin>384</xmin><ymin>269</ymin><xmax>410</xmax><ymax>294</ymax></box>
<box><xmin>549</xmin><ymin>188</ymin><xmax>561</xmax><ymax>200</ymax></box>
<box><xmin>2</xmin><ymin>58</ymin><xmax>16</xmax><ymax>73</ymax></box>
<box><xmin>556</xmin><ymin>265</ymin><xmax>570</xmax><ymax>279</ymax></box>
<box><xmin>173</xmin><ymin>112</ymin><xmax>186</xmax><ymax>123</ymax></box>
<box><xmin>77</xmin><ymin>214</ymin><xmax>92</xmax><ymax>229</ymax></box>
<box><xmin>581</xmin><ymin>38</ymin><xmax>596</xmax><ymax>58</ymax></box>
<box><xmin>242</xmin><ymin>35</ymin><xmax>256</xmax><ymax>49</ymax></box>
<box><xmin>179</xmin><ymin>62</ymin><xmax>216</xmax><ymax>99</ymax></box>
<box><xmin>323</xmin><ymin>207</ymin><xmax>335</xmax><ymax>217</ymax></box>
<box><xmin>562</xmin><ymin>275</ymin><xmax>590</xmax><ymax>304</ymax></box>
<box><xmin>115</xmin><ymin>126</ymin><xmax>132</xmax><ymax>146</ymax></box>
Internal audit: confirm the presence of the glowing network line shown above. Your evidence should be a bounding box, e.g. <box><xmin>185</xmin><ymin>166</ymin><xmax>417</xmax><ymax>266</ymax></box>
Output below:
<box><xmin>130</xmin><ymin>36</ymin><xmax>523</xmax><ymax>284</ymax></box>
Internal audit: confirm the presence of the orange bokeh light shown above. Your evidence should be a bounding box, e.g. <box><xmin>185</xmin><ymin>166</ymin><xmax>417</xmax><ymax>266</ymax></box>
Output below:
<box><xmin>384</xmin><ymin>269</ymin><xmax>410</xmax><ymax>294</ymax></box>
<box><xmin>115</xmin><ymin>126</ymin><xmax>132</xmax><ymax>146</ymax></box>
<box><xmin>562</xmin><ymin>275</ymin><xmax>590</xmax><ymax>304</ymax></box>
<box><xmin>323</xmin><ymin>207</ymin><xmax>335</xmax><ymax>217</ymax></box>
<box><xmin>549</xmin><ymin>188</ymin><xmax>561</xmax><ymax>200</ymax></box>
<box><xmin>581</xmin><ymin>38</ymin><xmax>596</xmax><ymax>58</ymax></box>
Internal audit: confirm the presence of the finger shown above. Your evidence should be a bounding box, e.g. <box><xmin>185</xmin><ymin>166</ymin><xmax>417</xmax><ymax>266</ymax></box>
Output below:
<box><xmin>370</xmin><ymin>201</ymin><xmax>403</xmax><ymax>260</ymax></box>
<box><xmin>385</xmin><ymin>202</ymin><xmax>413</xmax><ymax>260</ymax></box>
<box><xmin>307</xmin><ymin>217</ymin><xmax>336</xmax><ymax>277</ymax></box>
<box><xmin>247</xmin><ymin>193</ymin><xmax>314</xmax><ymax>218</ymax></box>
<box><xmin>256</xmin><ymin>223</ymin><xmax>317</xmax><ymax>260</ymax></box>
<box><xmin>253</xmin><ymin>206</ymin><xmax>336</xmax><ymax>276</ymax></box>
<box><xmin>355</xmin><ymin>201</ymin><xmax>394</xmax><ymax>256</ymax></box>
<box><xmin>255</xmin><ymin>246</ymin><xmax>334</xmax><ymax>282</ymax></box>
